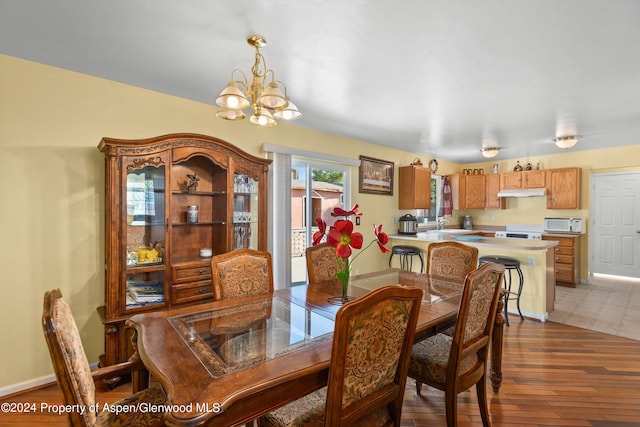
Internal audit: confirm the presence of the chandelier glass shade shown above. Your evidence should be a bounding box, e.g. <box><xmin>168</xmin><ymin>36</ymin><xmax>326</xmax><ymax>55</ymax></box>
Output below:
<box><xmin>216</xmin><ymin>34</ymin><xmax>301</xmax><ymax>126</ymax></box>
<box><xmin>553</xmin><ymin>135</ymin><xmax>580</xmax><ymax>149</ymax></box>
<box><xmin>480</xmin><ymin>147</ymin><xmax>501</xmax><ymax>158</ymax></box>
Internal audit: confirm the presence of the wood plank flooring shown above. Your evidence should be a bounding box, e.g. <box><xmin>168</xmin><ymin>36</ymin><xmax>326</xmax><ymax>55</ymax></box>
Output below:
<box><xmin>1</xmin><ymin>318</ymin><xmax>639</xmax><ymax>426</ymax></box>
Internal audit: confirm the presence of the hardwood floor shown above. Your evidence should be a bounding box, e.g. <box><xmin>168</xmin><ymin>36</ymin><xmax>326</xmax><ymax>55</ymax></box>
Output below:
<box><xmin>1</xmin><ymin>318</ymin><xmax>639</xmax><ymax>426</ymax></box>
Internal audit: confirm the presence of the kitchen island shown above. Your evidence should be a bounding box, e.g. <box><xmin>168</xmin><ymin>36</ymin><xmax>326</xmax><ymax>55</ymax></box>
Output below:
<box><xmin>389</xmin><ymin>231</ymin><xmax>559</xmax><ymax>322</ymax></box>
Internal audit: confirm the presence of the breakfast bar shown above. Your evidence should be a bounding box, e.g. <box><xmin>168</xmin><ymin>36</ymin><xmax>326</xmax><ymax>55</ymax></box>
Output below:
<box><xmin>389</xmin><ymin>231</ymin><xmax>559</xmax><ymax>321</ymax></box>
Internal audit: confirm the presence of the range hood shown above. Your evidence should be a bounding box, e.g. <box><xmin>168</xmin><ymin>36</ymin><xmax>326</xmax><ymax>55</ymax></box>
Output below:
<box><xmin>497</xmin><ymin>188</ymin><xmax>547</xmax><ymax>198</ymax></box>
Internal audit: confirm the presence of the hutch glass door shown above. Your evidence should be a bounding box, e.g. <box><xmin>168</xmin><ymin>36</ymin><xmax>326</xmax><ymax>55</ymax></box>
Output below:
<box><xmin>124</xmin><ymin>160</ymin><xmax>167</xmax><ymax>311</ymax></box>
<box><xmin>233</xmin><ymin>173</ymin><xmax>259</xmax><ymax>249</ymax></box>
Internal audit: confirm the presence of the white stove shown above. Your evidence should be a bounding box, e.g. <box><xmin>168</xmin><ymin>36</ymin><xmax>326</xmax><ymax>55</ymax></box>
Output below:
<box><xmin>494</xmin><ymin>224</ymin><xmax>544</xmax><ymax>240</ymax></box>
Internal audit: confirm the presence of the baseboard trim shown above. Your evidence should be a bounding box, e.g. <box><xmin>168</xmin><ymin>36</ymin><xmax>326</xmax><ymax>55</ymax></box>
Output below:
<box><xmin>0</xmin><ymin>374</ymin><xmax>56</xmax><ymax>398</ymax></box>
<box><xmin>0</xmin><ymin>363</ymin><xmax>99</xmax><ymax>398</ymax></box>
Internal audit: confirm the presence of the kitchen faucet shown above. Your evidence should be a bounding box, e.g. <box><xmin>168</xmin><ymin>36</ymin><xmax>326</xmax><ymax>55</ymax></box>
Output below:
<box><xmin>436</xmin><ymin>216</ymin><xmax>449</xmax><ymax>230</ymax></box>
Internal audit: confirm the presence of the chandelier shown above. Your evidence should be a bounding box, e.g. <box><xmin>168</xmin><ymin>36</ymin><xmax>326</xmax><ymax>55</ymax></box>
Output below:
<box><xmin>216</xmin><ymin>34</ymin><xmax>301</xmax><ymax>127</ymax></box>
<box><xmin>553</xmin><ymin>135</ymin><xmax>580</xmax><ymax>149</ymax></box>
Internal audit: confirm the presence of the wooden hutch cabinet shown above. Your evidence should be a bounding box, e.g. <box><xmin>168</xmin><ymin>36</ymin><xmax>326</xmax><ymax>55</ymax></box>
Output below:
<box><xmin>97</xmin><ymin>133</ymin><xmax>271</xmax><ymax>366</ymax></box>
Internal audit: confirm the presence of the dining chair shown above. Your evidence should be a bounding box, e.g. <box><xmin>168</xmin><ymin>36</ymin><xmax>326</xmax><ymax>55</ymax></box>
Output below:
<box><xmin>211</xmin><ymin>248</ymin><xmax>274</xmax><ymax>300</ymax></box>
<box><xmin>305</xmin><ymin>243</ymin><xmax>340</xmax><ymax>283</ymax></box>
<box><xmin>42</xmin><ymin>289</ymin><xmax>166</xmax><ymax>427</ymax></box>
<box><xmin>408</xmin><ymin>261</ymin><xmax>505</xmax><ymax>427</ymax></box>
<box><xmin>426</xmin><ymin>241</ymin><xmax>479</xmax><ymax>285</ymax></box>
<box><xmin>259</xmin><ymin>285</ymin><xmax>423</xmax><ymax>427</ymax></box>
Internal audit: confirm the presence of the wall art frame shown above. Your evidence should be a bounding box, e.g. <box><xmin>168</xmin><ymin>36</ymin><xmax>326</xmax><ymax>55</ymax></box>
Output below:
<box><xmin>358</xmin><ymin>155</ymin><xmax>394</xmax><ymax>195</ymax></box>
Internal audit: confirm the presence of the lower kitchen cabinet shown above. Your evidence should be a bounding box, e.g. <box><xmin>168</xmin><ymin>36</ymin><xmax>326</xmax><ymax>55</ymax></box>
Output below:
<box><xmin>543</xmin><ymin>234</ymin><xmax>581</xmax><ymax>287</ymax></box>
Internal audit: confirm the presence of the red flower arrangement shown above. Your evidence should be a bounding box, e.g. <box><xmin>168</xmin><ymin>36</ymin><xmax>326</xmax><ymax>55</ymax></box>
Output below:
<box><xmin>312</xmin><ymin>204</ymin><xmax>390</xmax><ymax>303</ymax></box>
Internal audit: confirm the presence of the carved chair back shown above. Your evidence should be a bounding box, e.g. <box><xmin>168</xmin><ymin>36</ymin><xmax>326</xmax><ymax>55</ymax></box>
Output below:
<box><xmin>324</xmin><ymin>285</ymin><xmax>423</xmax><ymax>426</ymax></box>
<box><xmin>426</xmin><ymin>241</ymin><xmax>479</xmax><ymax>284</ymax></box>
<box><xmin>211</xmin><ymin>249</ymin><xmax>274</xmax><ymax>300</ymax></box>
<box><xmin>305</xmin><ymin>243</ymin><xmax>340</xmax><ymax>283</ymax></box>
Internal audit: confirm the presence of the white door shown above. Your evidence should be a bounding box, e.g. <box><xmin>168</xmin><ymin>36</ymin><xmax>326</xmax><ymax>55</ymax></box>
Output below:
<box><xmin>591</xmin><ymin>172</ymin><xmax>640</xmax><ymax>278</ymax></box>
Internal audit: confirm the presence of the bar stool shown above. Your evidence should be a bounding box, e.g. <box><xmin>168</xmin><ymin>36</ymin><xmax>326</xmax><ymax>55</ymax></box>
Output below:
<box><xmin>479</xmin><ymin>255</ymin><xmax>524</xmax><ymax>326</ymax></box>
<box><xmin>389</xmin><ymin>245</ymin><xmax>424</xmax><ymax>273</ymax></box>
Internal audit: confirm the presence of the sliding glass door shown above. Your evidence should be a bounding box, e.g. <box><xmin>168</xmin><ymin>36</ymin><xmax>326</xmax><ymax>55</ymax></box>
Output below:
<box><xmin>291</xmin><ymin>159</ymin><xmax>348</xmax><ymax>285</ymax></box>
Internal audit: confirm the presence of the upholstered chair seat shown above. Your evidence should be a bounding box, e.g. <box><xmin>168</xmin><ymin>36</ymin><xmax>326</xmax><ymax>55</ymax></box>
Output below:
<box><xmin>409</xmin><ymin>334</ymin><xmax>479</xmax><ymax>384</ymax></box>
<box><xmin>259</xmin><ymin>387</ymin><xmax>392</xmax><ymax>427</ymax></box>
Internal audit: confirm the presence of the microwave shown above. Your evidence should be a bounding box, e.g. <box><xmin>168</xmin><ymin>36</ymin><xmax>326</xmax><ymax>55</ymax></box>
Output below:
<box><xmin>544</xmin><ymin>217</ymin><xmax>585</xmax><ymax>234</ymax></box>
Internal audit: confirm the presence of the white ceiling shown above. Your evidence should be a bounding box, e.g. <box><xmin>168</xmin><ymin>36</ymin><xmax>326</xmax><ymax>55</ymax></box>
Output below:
<box><xmin>2</xmin><ymin>0</ymin><xmax>640</xmax><ymax>163</ymax></box>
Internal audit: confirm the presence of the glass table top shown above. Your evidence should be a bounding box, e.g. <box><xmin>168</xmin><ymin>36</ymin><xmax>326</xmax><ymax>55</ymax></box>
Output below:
<box><xmin>348</xmin><ymin>270</ymin><xmax>463</xmax><ymax>305</ymax></box>
<box><xmin>168</xmin><ymin>296</ymin><xmax>335</xmax><ymax>378</ymax></box>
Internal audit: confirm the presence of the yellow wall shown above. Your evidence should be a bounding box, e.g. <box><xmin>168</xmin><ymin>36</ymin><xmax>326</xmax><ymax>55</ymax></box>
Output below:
<box><xmin>1</xmin><ymin>54</ymin><xmax>639</xmax><ymax>389</ymax></box>
<box><xmin>0</xmin><ymin>54</ymin><xmax>452</xmax><ymax>388</ymax></box>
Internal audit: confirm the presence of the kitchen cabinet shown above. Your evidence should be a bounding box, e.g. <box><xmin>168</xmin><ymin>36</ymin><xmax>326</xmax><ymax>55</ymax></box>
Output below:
<box><xmin>398</xmin><ymin>165</ymin><xmax>431</xmax><ymax>209</ymax></box>
<box><xmin>542</xmin><ymin>234</ymin><xmax>581</xmax><ymax>287</ymax></box>
<box><xmin>500</xmin><ymin>169</ymin><xmax>546</xmax><ymax>189</ymax></box>
<box><xmin>485</xmin><ymin>173</ymin><xmax>505</xmax><ymax>209</ymax></box>
<box><xmin>450</xmin><ymin>174</ymin><xmax>486</xmax><ymax>210</ymax></box>
<box><xmin>547</xmin><ymin>167</ymin><xmax>581</xmax><ymax>209</ymax></box>
<box><xmin>97</xmin><ymin>133</ymin><xmax>271</xmax><ymax>366</ymax></box>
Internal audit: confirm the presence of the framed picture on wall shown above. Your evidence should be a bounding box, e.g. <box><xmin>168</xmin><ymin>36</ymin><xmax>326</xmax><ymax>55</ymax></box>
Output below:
<box><xmin>359</xmin><ymin>155</ymin><xmax>394</xmax><ymax>195</ymax></box>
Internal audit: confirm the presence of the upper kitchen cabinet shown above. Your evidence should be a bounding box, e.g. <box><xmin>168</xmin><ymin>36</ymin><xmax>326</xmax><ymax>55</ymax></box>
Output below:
<box><xmin>450</xmin><ymin>174</ymin><xmax>486</xmax><ymax>210</ymax></box>
<box><xmin>547</xmin><ymin>167</ymin><xmax>581</xmax><ymax>209</ymax></box>
<box><xmin>485</xmin><ymin>173</ymin><xmax>505</xmax><ymax>209</ymax></box>
<box><xmin>97</xmin><ymin>133</ymin><xmax>271</xmax><ymax>366</ymax></box>
<box><xmin>500</xmin><ymin>169</ymin><xmax>546</xmax><ymax>189</ymax></box>
<box><xmin>398</xmin><ymin>165</ymin><xmax>431</xmax><ymax>209</ymax></box>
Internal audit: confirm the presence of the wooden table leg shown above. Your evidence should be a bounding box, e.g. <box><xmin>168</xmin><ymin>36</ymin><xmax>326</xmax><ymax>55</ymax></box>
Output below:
<box><xmin>490</xmin><ymin>292</ymin><xmax>506</xmax><ymax>394</ymax></box>
<box><xmin>129</xmin><ymin>328</ymin><xmax>150</xmax><ymax>393</ymax></box>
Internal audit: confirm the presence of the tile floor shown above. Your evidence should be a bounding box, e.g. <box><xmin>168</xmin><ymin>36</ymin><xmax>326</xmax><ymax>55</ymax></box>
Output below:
<box><xmin>548</xmin><ymin>273</ymin><xmax>640</xmax><ymax>341</ymax></box>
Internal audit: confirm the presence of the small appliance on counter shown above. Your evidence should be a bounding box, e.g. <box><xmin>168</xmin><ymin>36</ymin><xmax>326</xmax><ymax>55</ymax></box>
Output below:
<box><xmin>398</xmin><ymin>214</ymin><xmax>418</xmax><ymax>235</ymax></box>
<box><xmin>462</xmin><ymin>215</ymin><xmax>473</xmax><ymax>229</ymax></box>
<box><xmin>544</xmin><ymin>217</ymin><xmax>585</xmax><ymax>234</ymax></box>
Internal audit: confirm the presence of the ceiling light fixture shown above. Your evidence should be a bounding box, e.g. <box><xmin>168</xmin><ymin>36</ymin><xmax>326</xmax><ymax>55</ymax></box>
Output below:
<box><xmin>553</xmin><ymin>135</ymin><xmax>580</xmax><ymax>149</ymax></box>
<box><xmin>480</xmin><ymin>147</ymin><xmax>501</xmax><ymax>158</ymax></box>
<box><xmin>216</xmin><ymin>34</ymin><xmax>301</xmax><ymax>127</ymax></box>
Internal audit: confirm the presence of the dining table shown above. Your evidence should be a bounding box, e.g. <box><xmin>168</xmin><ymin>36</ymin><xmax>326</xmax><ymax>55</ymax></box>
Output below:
<box><xmin>126</xmin><ymin>268</ymin><xmax>505</xmax><ymax>427</ymax></box>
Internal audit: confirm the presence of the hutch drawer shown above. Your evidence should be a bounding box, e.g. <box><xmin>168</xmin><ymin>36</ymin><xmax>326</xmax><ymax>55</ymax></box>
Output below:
<box><xmin>173</xmin><ymin>264</ymin><xmax>212</xmax><ymax>284</ymax></box>
<box><xmin>171</xmin><ymin>281</ymin><xmax>214</xmax><ymax>305</ymax></box>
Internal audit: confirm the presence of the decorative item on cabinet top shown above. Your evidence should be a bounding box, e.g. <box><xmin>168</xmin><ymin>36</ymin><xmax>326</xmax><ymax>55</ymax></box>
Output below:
<box><xmin>429</xmin><ymin>158</ymin><xmax>438</xmax><ymax>173</ymax></box>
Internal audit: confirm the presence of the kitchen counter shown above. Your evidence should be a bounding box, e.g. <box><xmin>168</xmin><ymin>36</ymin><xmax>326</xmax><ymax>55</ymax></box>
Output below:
<box><xmin>390</xmin><ymin>232</ymin><xmax>558</xmax><ymax>251</ymax></box>
<box><xmin>389</xmin><ymin>232</ymin><xmax>558</xmax><ymax>322</ymax></box>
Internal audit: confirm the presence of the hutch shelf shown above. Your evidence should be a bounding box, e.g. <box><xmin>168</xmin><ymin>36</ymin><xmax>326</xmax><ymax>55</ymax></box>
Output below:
<box><xmin>97</xmin><ymin>133</ymin><xmax>271</xmax><ymax>366</ymax></box>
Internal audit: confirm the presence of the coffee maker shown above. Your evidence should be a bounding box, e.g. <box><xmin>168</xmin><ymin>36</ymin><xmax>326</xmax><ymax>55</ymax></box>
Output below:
<box><xmin>462</xmin><ymin>215</ymin><xmax>473</xmax><ymax>230</ymax></box>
